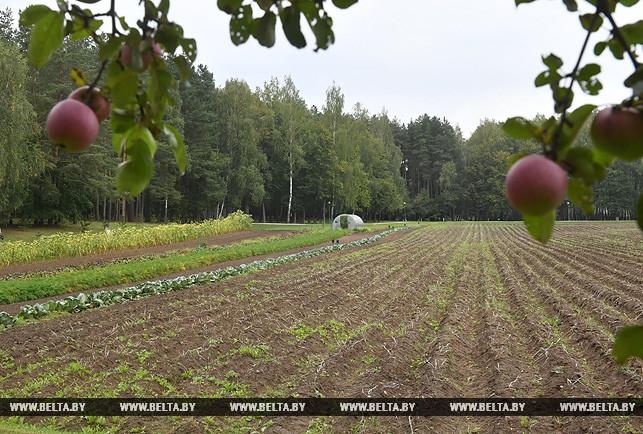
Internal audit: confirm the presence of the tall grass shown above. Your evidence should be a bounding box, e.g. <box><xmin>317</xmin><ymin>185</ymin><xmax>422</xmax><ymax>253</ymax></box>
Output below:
<box><xmin>0</xmin><ymin>211</ymin><xmax>252</xmax><ymax>267</ymax></box>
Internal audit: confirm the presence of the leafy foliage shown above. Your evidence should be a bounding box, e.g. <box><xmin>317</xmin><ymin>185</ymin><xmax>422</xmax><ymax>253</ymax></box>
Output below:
<box><xmin>15</xmin><ymin>1</ymin><xmax>358</xmax><ymax>199</ymax></box>
<box><xmin>509</xmin><ymin>0</ymin><xmax>642</xmax><ymax>364</ymax></box>
<box><xmin>506</xmin><ymin>0</ymin><xmax>641</xmax><ymax>241</ymax></box>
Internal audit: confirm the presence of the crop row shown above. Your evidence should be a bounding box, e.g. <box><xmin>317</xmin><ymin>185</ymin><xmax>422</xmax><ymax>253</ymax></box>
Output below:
<box><xmin>0</xmin><ymin>211</ymin><xmax>252</xmax><ymax>266</ymax></box>
<box><xmin>0</xmin><ymin>229</ymin><xmax>349</xmax><ymax>305</ymax></box>
<box><xmin>0</xmin><ymin>228</ymin><xmax>406</xmax><ymax>328</ymax></box>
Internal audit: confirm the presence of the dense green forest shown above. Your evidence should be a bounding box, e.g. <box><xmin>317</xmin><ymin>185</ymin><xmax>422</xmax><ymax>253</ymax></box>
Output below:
<box><xmin>0</xmin><ymin>9</ymin><xmax>640</xmax><ymax>225</ymax></box>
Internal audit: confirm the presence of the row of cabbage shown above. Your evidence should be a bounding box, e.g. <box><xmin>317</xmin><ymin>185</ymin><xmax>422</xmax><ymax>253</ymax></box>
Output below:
<box><xmin>0</xmin><ymin>211</ymin><xmax>252</xmax><ymax>266</ymax></box>
<box><xmin>0</xmin><ymin>228</ymin><xmax>406</xmax><ymax>328</ymax></box>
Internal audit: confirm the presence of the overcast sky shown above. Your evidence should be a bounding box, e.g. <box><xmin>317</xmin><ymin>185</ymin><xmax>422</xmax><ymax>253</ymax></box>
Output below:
<box><xmin>4</xmin><ymin>0</ymin><xmax>642</xmax><ymax>137</ymax></box>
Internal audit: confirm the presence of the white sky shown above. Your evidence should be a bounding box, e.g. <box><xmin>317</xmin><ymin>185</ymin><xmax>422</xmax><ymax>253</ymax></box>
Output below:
<box><xmin>4</xmin><ymin>0</ymin><xmax>642</xmax><ymax>137</ymax></box>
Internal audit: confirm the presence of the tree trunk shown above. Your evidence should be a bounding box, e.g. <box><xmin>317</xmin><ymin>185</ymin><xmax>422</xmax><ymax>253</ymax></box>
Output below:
<box><xmin>164</xmin><ymin>195</ymin><xmax>168</xmax><ymax>222</ymax></box>
<box><xmin>95</xmin><ymin>193</ymin><xmax>100</xmax><ymax>221</ymax></box>
<box><xmin>287</xmin><ymin>149</ymin><xmax>293</xmax><ymax>224</ymax></box>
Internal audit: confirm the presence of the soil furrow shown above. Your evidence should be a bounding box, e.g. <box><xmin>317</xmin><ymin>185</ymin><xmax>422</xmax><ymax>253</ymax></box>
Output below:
<box><xmin>498</xmin><ymin>229</ymin><xmax>643</xmax><ymax>397</ymax></box>
<box><xmin>1</xmin><ymin>223</ymin><xmax>642</xmax><ymax>434</ymax></box>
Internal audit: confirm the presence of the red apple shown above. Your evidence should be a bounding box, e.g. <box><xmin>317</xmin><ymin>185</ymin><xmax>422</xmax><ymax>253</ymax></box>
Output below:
<box><xmin>505</xmin><ymin>155</ymin><xmax>568</xmax><ymax>216</ymax></box>
<box><xmin>46</xmin><ymin>99</ymin><xmax>100</xmax><ymax>152</ymax></box>
<box><xmin>591</xmin><ymin>106</ymin><xmax>643</xmax><ymax>161</ymax></box>
<box><xmin>120</xmin><ymin>40</ymin><xmax>162</xmax><ymax>70</ymax></box>
<box><xmin>68</xmin><ymin>86</ymin><xmax>110</xmax><ymax>122</ymax></box>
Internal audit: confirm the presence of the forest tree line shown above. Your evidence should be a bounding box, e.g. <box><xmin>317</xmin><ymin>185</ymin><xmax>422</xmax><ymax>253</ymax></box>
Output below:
<box><xmin>0</xmin><ymin>9</ymin><xmax>640</xmax><ymax>225</ymax></box>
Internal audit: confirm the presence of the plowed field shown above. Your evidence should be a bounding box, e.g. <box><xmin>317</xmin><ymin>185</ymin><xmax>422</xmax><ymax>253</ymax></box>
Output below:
<box><xmin>1</xmin><ymin>222</ymin><xmax>641</xmax><ymax>433</ymax></box>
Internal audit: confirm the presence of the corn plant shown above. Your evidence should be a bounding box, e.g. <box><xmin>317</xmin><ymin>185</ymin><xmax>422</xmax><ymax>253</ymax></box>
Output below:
<box><xmin>0</xmin><ymin>211</ymin><xmax>252</xmax><ymax>267</ymax></box>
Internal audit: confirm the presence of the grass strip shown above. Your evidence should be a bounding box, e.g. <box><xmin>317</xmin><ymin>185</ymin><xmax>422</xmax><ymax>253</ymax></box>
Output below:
<box><xmin>0</xmin><ymin>229</ymin><xmax>350</xmax><ymax>306</ymax></box>
<box><xmin>0</xmin><ymin>418</ymin><xmax>81</xmax><ymax>434</ymax></box>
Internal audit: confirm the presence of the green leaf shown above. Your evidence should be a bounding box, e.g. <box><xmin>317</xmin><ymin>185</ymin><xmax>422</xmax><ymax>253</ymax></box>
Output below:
<box><xmin>155</xmin><ymin>24</ymin><xmax>181</xmax><ymax>53</ymax></box>
<box><xmin>280</xmin><ymin>6</ymin><xmax>306</xmax><ymax>48</ymax></box>
<box><xmin>620</xmin><ymin>0</ymin><xmax>639</xmax><ymax>5</ymax></box>
<box><xmin>591</xmin><ymin>146</ymin><xmax>616</xmax><ymax>167</ymax></box>
<box><xmin>579</xmin><ymin>13</ymin><xmax>603</xmax><ymax>32</ymax></box>
<box><xmin>180</xmin><ymin>38</ymin><xmax>197</xmax><ymax>63</ymax></box>
<box><xmin>593</xmin><ymin>40</ymin><xmax>607</xmax><ymax>55</ymax></box>
<box><xmin>553</xmin><ymin>86</ymin><xmax>574</xmax><ymax>114</ymax></box>
<box><xmin>252</xmin><ymin>11</ymin><xmax>277</xmax><ymax>47</ymax></box>
<box><xmin>158</xmin><ymin>0</ymin><xmax>170</xmax><ymax>16</ymax></box>
<box><xmin>116</xmin><ymin>156</ymin><xmax>154</xmax><ymax>197</ymax></box>
<box><xmin>586</xmin><ymin>0</ymin><xmax>617</xmax><ymax>12</ymax></box>
<box><xmin>27</xmin><ymin>11</ymin><xmax>65</xmax><ymax>67</ymax></box>
<box><xmin>173</xmin><ymin>55</ymin><xmax>192</xmax><ymax>83</ymax></box>
<box><xmin>20</xmin><ymin>5</ymin><xmax>54</xmax><ymax>26</ymax></box>
<box><xmin>311</xmin><ymin>16</ymin><xmax>335</xmax><ymax>51</ymax></box>
<box><xmin>332</xmin><ymin>0</ymin><xmax>358</xmax><ymax>8</ymax></box>
<box><xmin>68</xmin><ymin>15</ymin><xmax>103</xmax><ymax>41</ymax></box>
<box><xmin>562</xmin><ymin>0</ymin><xmax>578</xmax><ymax>11</ymax></box>
<box><xmin>112</xmin><ymin>132</ymin><xmax>126</xmax><ymax>154</ymax></box>
<box><xmin>637</xmin><ymin>193</ymin><xmax>643</xmax><ymax>231</ymax></box>
<box><xmin>607</xmin><ymin>37</ymin><xmax>625</xmax><ymax>59</ymax></box>
<box><xmin>515</xmin><ymin>0</ymin><xmax>537</xmax><ymax>4</ymax></box>
<box><xmin>98</xmin><ymin>36</ymin><xmax>123</xmax><ymax>61</ymax></box>
<box><xmin>108</xmin><ymin>68</ymin><xmax>139</xmax><ymax>106</ymax></box>
<box><xmin>256</xmin><ymin>0</ymin><xmax>273</xmax><ymax>11</ymax></box>
<box><xmin>163</xmin><ymin>124</ymin><xmax>187</xmax><ymax>175</ymax></box>
<box><xmin>577</xmin><ymin>63</ymin><xmax>602</xmax><ymax>95</ymax></box>
<box><xmin>624</xmin><ymin>65</ymin><xmax>643</xmax><ymax>96</ymax></box>
<box><xmin>563</xmin><ymin>147</ymin><xmax>597</xmax><ymax>184</ymax></box>
<box><xmin>229</xmin><ymin>5</ymin><xmax>253</xmax><ymax>45</ymax></box>
<box><xmin>144</xmin><ymin>0</ymin><xmax>159</xmax><ymax>20</ymax></box>
<box><xmin>503</xmin><ymin>117</ymin><xmax>538</xmax><ymax>139</ymax></box>
<box><xmin>118</xmin><ymin>16</ymin><xmax>129</xmax><ymax>31</ymax></box>
<box><xmin>110</xmin><ymin>110</ymin><xmax>136</xmax><ymax>136</ymax></box>
<box><xmin>534</xmin><ymin>70</ymin><xmax>562</xmax><ymax>87</ymax></box>
<box><xmin>558</xmin><ymin>104</ymin><xmax>596</xmax><ymax>150</ymax></box>
<box><xmin>621</xmin><ymin>20</ymin><xmax>643</xmax><ymax>44</ymax></box>
<box><xmin>542</xmin><ymin>53</ymin><xmax>563</xmax><ymax>70</ymax></box>
<box><xmin>613</xmin><ymin>325</ymin><xmax>643</xmax><ymax>365</ymax></box>
<box><xmin>568</xmin><ymin>177</ymin><xmax>594</xmax><ymax>215</ymax></box>
<box><xmin>296</xmin><ymin>0</ymin><xmax>317</xmax><ymax>17</ymax></box>
<box><xmin>125</xmin><ymin>124</ymin><xmax>157</xmax><ymax>158</ymax></box>
<box><xmin>148</xmin><ymin>68</ymin><xmax>173</xmax><ymax>117</ymax></box>
<box><xmin>523</xmin><ymin>211</ymin><xmax>555</xmax><ymax>244</ymax></box>
<box><xmin>0</xmin><ymin>312</ymin><xmax>17</xmax><ymax>326</ymax></box>
<box><xmin>218</xmin><ymin>0</ymin><xmax>243</xmax><ymax>14</ymax></box>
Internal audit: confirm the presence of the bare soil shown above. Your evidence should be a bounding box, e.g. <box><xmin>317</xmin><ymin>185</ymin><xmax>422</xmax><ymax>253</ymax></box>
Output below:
<box><xmin>0</xmin><ymin>222</ymin><xmax>641</xmax><ymax>434</ymax></box>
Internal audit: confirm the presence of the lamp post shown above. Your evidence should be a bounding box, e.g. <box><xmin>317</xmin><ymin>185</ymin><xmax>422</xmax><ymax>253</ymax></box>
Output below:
<box><xmin>403</xmin><ymin>201</ymin><xmax>406</xmax><ymax>222</ymax></box>
<box><xmin>328</xmin><ymin>201</ymin><xmax>332</xmax><ymax>229</ymax></box>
